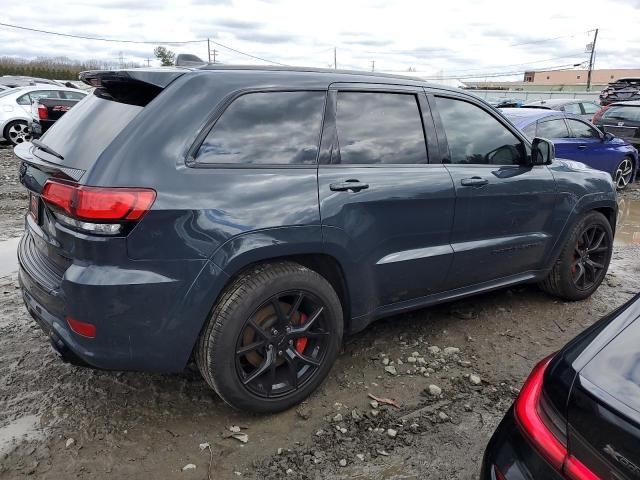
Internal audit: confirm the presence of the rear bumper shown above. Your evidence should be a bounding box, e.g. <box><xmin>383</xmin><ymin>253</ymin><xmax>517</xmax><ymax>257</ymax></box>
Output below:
<box><xmin>18</xmin><ymin>227</ymin><xmax>229</xmax><ymax>372</ymax></box>
<box><xmin>482</xmin><ymin>407</ymin><xmax>564</xmax><ymax>479</ymax></box>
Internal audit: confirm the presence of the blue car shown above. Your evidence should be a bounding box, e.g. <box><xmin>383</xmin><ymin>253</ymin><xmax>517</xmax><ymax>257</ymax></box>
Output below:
<box><xmin>501</xmin><ymin>108</ymin><xmax>639</xmax><ymax>190</ymax></box>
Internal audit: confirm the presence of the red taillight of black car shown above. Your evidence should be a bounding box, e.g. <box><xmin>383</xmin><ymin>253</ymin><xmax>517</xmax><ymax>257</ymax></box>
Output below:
<box><xmin>514</xmin><ymin>356</ymin><xmax>600</xmax><ymax>480</ymax></box>
<box><xmin>41</xmin><ymin>179</ymin><xmax>156</xmax><ymax>235</ymax></box>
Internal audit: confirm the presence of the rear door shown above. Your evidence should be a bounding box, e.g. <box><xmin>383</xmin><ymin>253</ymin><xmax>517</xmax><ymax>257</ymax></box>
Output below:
<box><xmin>318</xmin><ymin>84</ymin><xmax>456</xmax><ymax>315</ymax></box>
<box><xmin>431</xmin><ymin>93</ymin><xmax>558</xmax><ymax>288</ymax></box>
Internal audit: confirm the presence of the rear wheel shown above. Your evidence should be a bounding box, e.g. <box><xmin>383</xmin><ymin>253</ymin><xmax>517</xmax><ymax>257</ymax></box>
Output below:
<box><xmin>196</xmin><ymin>262</ymin><xmax>343</xmax><ymax>413</ymax></box>
<box><xmin>539</xmin><ymin>211</ymin><xmax>613</xmax><ymax>300</ymax></box>
<box><xmin>614</xmin><ymin>157</ymin><xmax>634</xmax><ymax>190</ymax></box>
<box><xmin>4</xmin><ymin>120</ymin><xmax>31</xmax><ymax>146</ymax></box>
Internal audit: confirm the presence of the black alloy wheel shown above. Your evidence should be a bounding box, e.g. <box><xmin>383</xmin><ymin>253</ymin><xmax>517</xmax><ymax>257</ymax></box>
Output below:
<box><xmin>572</xmin><ymin>224</ymin><xmax>610</xmax><ymax>290</ymax></box>
<box><xmin>235</xmin><ymin>290</ymin><xmax>330</xmax><ymax>398</ymax></box>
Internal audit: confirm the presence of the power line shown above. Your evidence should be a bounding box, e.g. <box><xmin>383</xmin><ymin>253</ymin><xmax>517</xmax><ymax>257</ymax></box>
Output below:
<box><xmin>509</xmin><ymin>29</ymin><xmax>594</xmax><ymax>47</ymax></box>
<box><xmin>0</xmin><ymin>21</ymin><xmax>204</xmax><ymax>44</ymax></box>
<box><xmin>0</xmin><ymin>21</ymin><xmax>288</xmax><ymax>66</ymax></box>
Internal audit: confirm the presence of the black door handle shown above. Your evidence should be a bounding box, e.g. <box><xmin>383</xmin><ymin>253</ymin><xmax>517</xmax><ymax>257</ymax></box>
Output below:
<box><xmin>577</xmin><ymin>145</ymin><xmax>587</xmax><ymax>150</ymax></box>
<box><xmin>330</xmin><ymin>180</ymin><xmax>369</xmax><ymax>192</ymax></box>
<box><xmin>460</xmin><ymin>176</ymin><xmax>489</xmax><ymax>187</ymax></box>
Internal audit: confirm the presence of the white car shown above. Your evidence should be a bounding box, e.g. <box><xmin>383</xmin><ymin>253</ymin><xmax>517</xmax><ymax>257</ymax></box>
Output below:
<box><xmin>0</xmin><ymin>86</ymin><xmax>87</xmax><ymax>145</ymax></box>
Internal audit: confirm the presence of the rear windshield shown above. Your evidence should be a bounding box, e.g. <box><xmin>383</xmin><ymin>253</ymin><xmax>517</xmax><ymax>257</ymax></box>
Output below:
<box><xmin>39</xmin><ymin>93</ymin><xmax>143</xmax><ymax>170</ymax></box>
<box><xmin>603</xmin><ymin>106</ymin><xmax>640</xmax><ymax>122</ymax></box>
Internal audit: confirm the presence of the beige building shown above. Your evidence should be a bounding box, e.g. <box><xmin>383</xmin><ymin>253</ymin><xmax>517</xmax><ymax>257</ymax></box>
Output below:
<box><xmin>523</xmin><ymin>68</ymin><xmax>640</xmax><ymax>86</ymax></box>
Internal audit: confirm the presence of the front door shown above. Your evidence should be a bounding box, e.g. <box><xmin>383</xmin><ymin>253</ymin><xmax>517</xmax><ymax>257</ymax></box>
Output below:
<box><xmin>431</xmin><ymin>94</ymin><xmax>558</xmax><ymax>289</ymax></box>
<box><xmin>318</xmin><ymin>86</ymin><xmax>456</xmax><ymax>317</ymax></box>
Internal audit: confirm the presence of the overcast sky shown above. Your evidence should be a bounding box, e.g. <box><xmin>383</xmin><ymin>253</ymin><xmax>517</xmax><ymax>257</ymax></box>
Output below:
<box><xmin>1</xmin><ymin>0</ymin><xmax>638</xmax><ymax>80</ymax></box>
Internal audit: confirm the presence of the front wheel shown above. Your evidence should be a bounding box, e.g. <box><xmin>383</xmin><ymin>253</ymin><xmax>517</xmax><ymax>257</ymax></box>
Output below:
<box><xmin>614</xmin><ymin>157</ymin><xmax>634</xmax><ymax>190</ymax></box>
<box><xmin>196</xmin><ymin>262</ymin><xmax>343</xmax><ymax>413</ymax></box>
<box><xmin>539</xmin><ymin>211</ymin><xmax>613</xmax><ymax>301</ymax></box>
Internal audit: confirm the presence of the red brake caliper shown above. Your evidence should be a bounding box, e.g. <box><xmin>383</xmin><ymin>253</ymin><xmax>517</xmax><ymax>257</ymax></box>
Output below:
<box><xmin>295</xmin><ymin>312</ymin><xmax>308</xmax><ymax>353</ymax></box>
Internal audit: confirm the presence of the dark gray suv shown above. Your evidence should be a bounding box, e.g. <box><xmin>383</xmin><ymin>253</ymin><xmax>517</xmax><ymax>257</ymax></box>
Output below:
<box><xmin>15</xmin><ymin>66</ymin><xmax>617</xmax><ymax>412</ymax></box>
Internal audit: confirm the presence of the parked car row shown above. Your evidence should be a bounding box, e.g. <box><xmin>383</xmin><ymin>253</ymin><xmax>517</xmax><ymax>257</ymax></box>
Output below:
<box><xmin>501</xmin><ymin>108</ymin><xmax>638</xmax><ymax>190</ymax></box>
<box><xmin>0</xmin><ymin>85</ymin><xmax>86</xmax><ymax>145</ymax></box>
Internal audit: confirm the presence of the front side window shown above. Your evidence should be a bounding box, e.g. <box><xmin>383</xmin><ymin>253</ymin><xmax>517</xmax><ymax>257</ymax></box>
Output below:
<box><xmin>537</xmin><ymin>119</ymin><xmax>569</xmax><ymax>138</ymax></box>
<box><xmin>566</xmin><ymin>119</ymin><xmax>600</xmax><ymax>139</ymax></box>
<box><xmin>435</xmin><ymin>96</ymin><xmax>524</xmax><ymax>165</ymax></box>
<box><xmin>335</xmin><ymin>91</ymin><xmax>428</xmax><ymax>164</ymax></box>
<box><xmin>196</xmin><ymin>91</ymin><xmax>325</xmax><ymax>165</ymax></box>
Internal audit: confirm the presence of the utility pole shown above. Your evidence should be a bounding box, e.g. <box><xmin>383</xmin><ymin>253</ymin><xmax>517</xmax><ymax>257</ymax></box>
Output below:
<box><xmin>212</xmin><ymin>49</ymin><xmax>218</xmax><ymax>64</ymax></box>
<box><xmin>207</xmin><ymin>38</ymin><xmax>211</xmax><ymax>63</ymax></box>
<box><xmin>586</xmin><ymin>28</ymin><xmax>599</xmax><ymax>92</ymax></box>
<box><xmin>118</xmin><ymin>51</ymin><xmax>124</xmax><ymax>69</ymax></box>
<box><xmin>371</xmin><ymin>60</ymin><xmax>375</xmax><ymax>72</ymax></box>
<box><xmin>334</xmin><ymin>47</ymin><xmax>337</xmax><ymax>70</ymax></box>
<box><xmin>145</xmin><ymin>58</ymin><xmax>151</xmax><ymax>67</ymax></box>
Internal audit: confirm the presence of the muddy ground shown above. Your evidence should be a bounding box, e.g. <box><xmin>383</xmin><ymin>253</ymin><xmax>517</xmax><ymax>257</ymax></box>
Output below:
<box><xmin>0</xmin><ymin>141</ymin><xmax>639</xmax><ymax>479</ymax></box>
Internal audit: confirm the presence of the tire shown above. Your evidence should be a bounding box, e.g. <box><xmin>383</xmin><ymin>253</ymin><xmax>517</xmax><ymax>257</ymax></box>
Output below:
<box><xmin>3</xmin><ymin>120</ymin><xmax>31</xmax><ymax>146</ymax></box>
<box><xmin>539</xmin><ymin>211</ymin><xmax>613</xmax><ymax>301</ymax></box>
<box><xmin>196</xmin><ymin>261</ymin><xmax>343</xmax><ymax>413</ymax></box>
<box><xmin>614</xmin><ymin>156</ymin><xmax>634</xmax><ymax>190</ymax></box>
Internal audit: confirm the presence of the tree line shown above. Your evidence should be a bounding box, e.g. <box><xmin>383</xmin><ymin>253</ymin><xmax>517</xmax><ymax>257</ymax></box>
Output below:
<box><xmin>0</xmin><ymin>56</ymin><xmax>141</xmax><ymax>80</ymax></box>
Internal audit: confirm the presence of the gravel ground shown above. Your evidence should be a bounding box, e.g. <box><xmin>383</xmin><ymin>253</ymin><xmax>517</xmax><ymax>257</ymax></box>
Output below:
<box><xmin>0</xmin><ymin>141</ymin><xmax>639</xmax><ymax>479</ymax></box>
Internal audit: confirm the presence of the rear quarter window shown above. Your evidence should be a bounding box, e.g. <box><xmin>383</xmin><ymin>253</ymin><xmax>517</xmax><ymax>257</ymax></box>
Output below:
<box><xmin>195</xmin><ymin>91</ymin><xmax>326</xmax><ymax>165</ymax></box>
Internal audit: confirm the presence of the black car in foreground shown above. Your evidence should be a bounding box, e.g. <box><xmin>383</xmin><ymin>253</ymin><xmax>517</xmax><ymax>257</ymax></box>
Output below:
<box><xmin>483</xmin><ymin>293</ymin><xmax>640</xmax><ymax>479</ymax></box>
<box><xmin>593</xmin><ymin>100</ymin><xmax>640</xmax><ymax>149</ymax></box>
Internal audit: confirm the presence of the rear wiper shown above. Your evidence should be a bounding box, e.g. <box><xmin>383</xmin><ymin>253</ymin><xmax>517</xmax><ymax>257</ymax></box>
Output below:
<box><xmin>32</xmin><ymin>139</ymin><xmax>64</xmax><ymax>160</ymax></box>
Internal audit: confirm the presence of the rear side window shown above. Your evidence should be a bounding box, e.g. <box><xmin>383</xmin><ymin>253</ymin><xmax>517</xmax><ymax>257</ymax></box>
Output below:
<box><xmin>17</xmin><ymin>90</ymin><xmax>61</xmax><ymax>105</ymax></box>
<box><xmin>563</xmin><ymin>103</ymin><xmax>581</xmax><ymax>115</ymax></box>
<box><xmin>435</xmin><ymin>96</ymin><xmax>524</xmax><ymax>165</ymax></box>
<box><xmin>335</xmin><ymin>92</ymin><xmax>427</xmax><ymax>164</ymax></box>
<box><xmin>566</xmin><ymin>119</ymin><xmax>600</xmax><ymax>139</ymax></box>
<box><xmin>603</xmin><ymin>106</ymin><xmax>640</xmax><ymax>122</ymax></box>
<box><xmin>522</xmin><ymin>123</ymin><xmax>537</xmax><ymax>139</ymax></box>
<box><xmin>196</xmin><ymin>91</ymin><xmax>325</xmax><ymax>165</ymax></box>
<box><xmin>581</xmin><ymin>102</ymin><xmax>599</xmax><ymax>114</ymax></box>
<box><xmin>537</xmin><ymin>119</ymin><xmax>569</xmax><ymax>138</ymax></box>
<box><xmin>60</xmin><ymin>91</ymin><xmax>87</xmax><ymax>100</ymax></box>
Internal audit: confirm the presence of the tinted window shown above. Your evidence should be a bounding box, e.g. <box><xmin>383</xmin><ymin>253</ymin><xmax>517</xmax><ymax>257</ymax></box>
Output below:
<box><xmin>39</xmin><ymin>93</ymin><xmax>143</xmax><ymax>169</ymax></box>
<box><xmin>603</xmin><ymin>106</ymin><xmax>640</xmax><ymax>122</ymax></box>
<box><xmin>435</xmin><ymin>96</ymin><xmax>524</xmax><ymax>165</ymax></box>
<box><xmin>564</xmin><ymin>103</ymin><xmax>581</xmax><ymax>115</ymax></box>
<box><xmin>537</xmin><ymin>119</ymin><xmax>569</xmax><ymax>138</ymax></box>
<box><xmin>197</xmin><ymin>91</ymin><xmax>325</xmax><ymax>165</ymax></box>
<box><xmin>335</xmin><ymin>92</ymin><xmax>427</xmax><ymax>164</ymax></box>
<box><xmin>582</xmin><ymin>102</ymin><xmax>599</xmax><ymax>114</ymax></box>
<box><xmin>566</xmin><ymin>119</ymin><xmax>600</xmax><ymax>139</ymax></box>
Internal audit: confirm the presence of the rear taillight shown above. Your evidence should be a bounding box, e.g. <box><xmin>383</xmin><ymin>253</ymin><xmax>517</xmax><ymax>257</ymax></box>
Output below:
<box><xmin>37</xmin><ymin>104</ymin><xmax>48</xmax><ymax>120</ymax></box>
<box><xmin>66</xmin><ymin>316</ymin><xmax>96</xmax><ymax>339</ymax></box>
<box><xmin>41</xmin><ymin>179</ymin><xmax>156</xmax><ymax>235</ymax></box>
<box><xmin>515</xmin><ymin>356</ymin><xmax>601</xmax><ymax>480</ymax></box>
<box><xmin>592</xmin><ymin>105</ymin><xmax>611</xmax><ymax>123</ymax></box>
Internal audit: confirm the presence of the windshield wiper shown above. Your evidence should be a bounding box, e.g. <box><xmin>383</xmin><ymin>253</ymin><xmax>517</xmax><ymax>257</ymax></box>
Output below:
<box><xmin>32</xmin><ymin>139</ymin><xmax>64</xmax><ymax>160</ymax></box>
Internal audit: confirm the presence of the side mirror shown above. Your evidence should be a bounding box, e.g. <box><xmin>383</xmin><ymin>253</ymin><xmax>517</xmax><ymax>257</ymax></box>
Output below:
<box><xmin>531</xmin><ymin>137</ymin><xmax>555</xmax><ymax>165</ymax></box>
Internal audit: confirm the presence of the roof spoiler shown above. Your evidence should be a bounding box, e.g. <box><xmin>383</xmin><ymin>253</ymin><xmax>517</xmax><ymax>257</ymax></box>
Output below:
<box><xmin>175</xmin><ymin>54</ymin><xmax>207</xmax><ymax>67</ymax></box>
<box><xmin>79</xmin><ymin>68</ymin><xmax>189</xmax><ymax>106</ymax></box>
